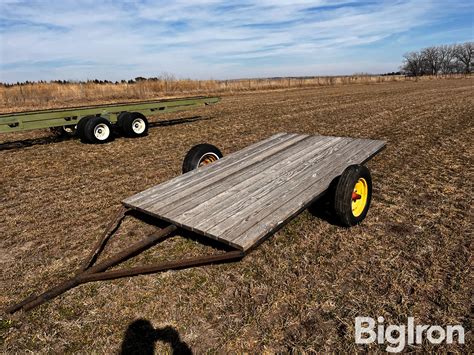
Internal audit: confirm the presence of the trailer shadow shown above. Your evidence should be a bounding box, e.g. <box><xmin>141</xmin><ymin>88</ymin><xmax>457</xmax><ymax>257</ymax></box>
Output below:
<box><xmin>120</xmin><ymin>319</ymin><xmax>192</xmax><ymax>355</ymax></box>
<box><xmin>0</xmin><ymin>115</ymin><xmax>214</xmax><ymax>152</ymax></box>
<box><xmin>148</xmin><ymin>115</ymin><xmax>214</xmax><ymax>128</ymax></box>
<box><xmin>0</xmin><ymin>134</ymin><xmax>74</xmax><ymax>151</ymax></box>
<box><xmin>129</xmin><ymin>209</ymin><xmax>239</xmax><ymax>252</ymax></box>
<box><xmin>308</xmin><ymin>177</ymin><xmax>345</xmax><ymax>227</ymax></box>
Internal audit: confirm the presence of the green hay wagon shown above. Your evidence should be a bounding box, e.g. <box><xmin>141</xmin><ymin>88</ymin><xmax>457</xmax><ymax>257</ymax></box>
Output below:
<box><xmin>0</xmin><ymin>96</ymin><xmax>220</xmax><ymax>143</ymax></box>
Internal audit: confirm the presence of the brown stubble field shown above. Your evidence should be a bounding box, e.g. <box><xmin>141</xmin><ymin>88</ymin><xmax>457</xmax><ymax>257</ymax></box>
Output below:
<box><xmin>0</xmin><ymin>78</ymin><xmax>472</xmax><ymax>352</ymax></box>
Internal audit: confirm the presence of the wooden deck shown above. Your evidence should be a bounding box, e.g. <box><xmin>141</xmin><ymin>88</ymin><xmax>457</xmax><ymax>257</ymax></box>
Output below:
<box><xmin>123</xmin><ymin>133</ymin><xmax>385</xmax><ymax>251</ymax></box>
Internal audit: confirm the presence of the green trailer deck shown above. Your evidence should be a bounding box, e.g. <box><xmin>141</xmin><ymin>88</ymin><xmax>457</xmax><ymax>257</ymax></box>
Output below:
<box><xmin>0</xmin><ymin>96</ymin><xmax>220</xmax><ymax>143</ymax></box>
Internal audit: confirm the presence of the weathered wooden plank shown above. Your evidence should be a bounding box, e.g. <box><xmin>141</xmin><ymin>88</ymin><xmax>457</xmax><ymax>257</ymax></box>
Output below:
<box><xmin>123</xmin><ymin>132</ymin><xmax>292</xmax><ymax>206</ymax></box>
<box><xmin>231</xmin><ymin>140</ymin><xmax>386</xmax><ymax>250</ymax></box>
<box><xmin>172</xmin><ymin>136</ymin><xmax>343</xmax><ymax>228</ymax></box>
<box><xmin>133</xmin><ymin>133</ymin><xmax>306</xmax><ymax>210</ymax></box>
<box><xmin>126</xmin><ymin>205</ymin><xmax>244</xmax><ymax>249</ymax></box>
<box><xmin>124</xmin><ymin>133</ymin><xmax>386</xmax><ymax>251</ymax></box>
<box><xmin>201</xmin><ymin>138</ymin><xmax>360</xmax><ymax>240</ymax></box>
<box><xmin>158</xmin><ymin>135</ymin><xmax>332</xmax><ymax>219</ymax></box>
<box><xmin>195</xmin><ymin>137</ymin><xmax>354</xmax><ymax>237</ymax></box>
<box><xmin>170</xmin><ymin>136</ymin><xmax>338</xmax><ymax>222</ymax></box>
<box><xmin>123</xmin><ymin>132</ymin><xmax>288</xmax><ymax>205</ymax></box>
<box><xmin>134</xmin><ymin>133</ymin><xmax>309</xmax><ymax>210</ymax></box>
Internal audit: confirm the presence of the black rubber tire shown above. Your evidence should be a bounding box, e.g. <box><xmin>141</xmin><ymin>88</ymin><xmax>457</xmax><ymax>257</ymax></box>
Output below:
<box><xmin>182</xmin><ymin>144</ymin><xmax>223</xmax><ymax>173</ymax></box>
<box><xmin>117</xmin><ymin>112</ymin><xmax>149</xmax><ymax>137</ymax></box>
<box><xmin>83</xmin><ymin>116</ymin><xmax>112</xmax><ymax>144</ymax></box>
<box><xmin>77</xmin><ymin>116</ymin><xmax>94</xmax><ymax>141</ymax></box>
<box><xmin>333</xmin><ymin>164</ymin><xmax>372</xmax><ymax>227</ymax></box>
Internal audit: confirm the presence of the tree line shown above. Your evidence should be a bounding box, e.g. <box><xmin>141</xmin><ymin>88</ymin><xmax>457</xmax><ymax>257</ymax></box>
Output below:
<box><xmin>0</xmin><ymin>76</ymin><xmax>175</xmax><ymax>87</ymax></box>
<box><xmin>401</xmin><ymin>42</ymin><xmax>473</xmax><ymax>76</ymax></box>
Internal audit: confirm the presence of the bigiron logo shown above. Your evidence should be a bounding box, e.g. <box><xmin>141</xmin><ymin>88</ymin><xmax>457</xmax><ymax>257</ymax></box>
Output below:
<box><xmin>354</xmin><ymin>316</ymin><xmax>465</xmax><ymax>352</ymax></box>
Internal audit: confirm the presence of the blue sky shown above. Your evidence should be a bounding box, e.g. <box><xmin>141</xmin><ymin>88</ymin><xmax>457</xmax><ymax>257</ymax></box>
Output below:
<box><xmin>0</xmin><ymin>0</ymin><xmax>472</xmax><ymax>83</ymax></box>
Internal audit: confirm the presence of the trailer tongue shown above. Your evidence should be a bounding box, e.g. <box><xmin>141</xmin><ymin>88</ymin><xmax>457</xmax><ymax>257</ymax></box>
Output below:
<box><xmin>6</xmin><ymin>133</ymin><xmax>385</xmax><ymax>314</ymax></box>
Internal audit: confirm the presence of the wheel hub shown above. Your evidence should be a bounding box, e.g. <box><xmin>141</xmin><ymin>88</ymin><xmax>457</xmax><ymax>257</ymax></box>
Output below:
<box><xmin>351</xmin><ymin>178</ymin><xmax>368</xmax><ymax>217</ymax></box>
<box><xmin>94</xmin><ymin>123</ymin><xmax>110</xmax><ymax>140</ymax></box>
<box><xmin>198</xmin><ymin>153</ymin><xmax>219</xmax><ymax>167</ymax></box>
<box><xmin>131</xmin><ymin>118</ymin><xmax>146</xmax><ymax>134</ymax></box>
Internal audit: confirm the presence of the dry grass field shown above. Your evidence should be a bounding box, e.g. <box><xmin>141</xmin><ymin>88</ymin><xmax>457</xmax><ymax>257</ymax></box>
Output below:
<box><xmin>0</xmin><ymin>78</ymin><xmax>472</xmax><ymax>352</ymax></box>
<box><xmin>0</xmin><ymin>74</ymin><xmax>462</xmax><ymax>114</ymax></box>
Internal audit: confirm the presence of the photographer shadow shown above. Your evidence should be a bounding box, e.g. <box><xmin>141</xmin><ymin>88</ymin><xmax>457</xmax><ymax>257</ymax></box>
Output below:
<box><xmin>120</xmin><ymin>319</ymin><xmax>192</xmax><ymax>355</ymax></box>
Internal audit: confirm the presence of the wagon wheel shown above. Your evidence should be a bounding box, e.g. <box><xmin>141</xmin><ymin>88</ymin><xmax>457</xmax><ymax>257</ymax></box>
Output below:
<box><xmin>333</xmin><ymin>164</ymin><xmax>372</xmax><ymax>226</ymax></box>
<box><xmin>117</xmin><ymin>112</ymin><xmax>149</xmax><ymax>137</ymax></box>
<box><xmin>182</xmin><ymin>144</ymin><xmax>223</xmax><ymax>173</ymax></box>
<box><xmin>77</xmin><ymin>115</ymin><xmax>94</xmax><ymax>141</ymax></box>
<box><xmin>83</xmin><ymin>116</ymin><xmax>113</xmax><ymax>144</ymax></box>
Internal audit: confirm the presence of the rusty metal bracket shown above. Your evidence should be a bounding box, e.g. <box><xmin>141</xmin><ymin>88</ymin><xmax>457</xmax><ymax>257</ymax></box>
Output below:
<box><xmin>5</xmin><ymin>207</ymin><xmax>244</xmax><ymax>314</ymax></box>
<box><xmin>80</xmin><ymin>206</ymin><xmax>129</xmax><ymax>272</ymax></box>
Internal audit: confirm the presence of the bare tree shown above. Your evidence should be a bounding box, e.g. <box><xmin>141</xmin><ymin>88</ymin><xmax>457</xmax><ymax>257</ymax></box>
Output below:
<box><xmin>438</xmin><ymin>44</ymin><xmax>456</xmax><ymax>74</ymax></box>
<box><xmin>400</xmin><ymin>42</ymin><xmax>473</xmax><ymax>76</ymax></box>
<box><xmin>454</xmin><ymin>42</ymin><xmax>473</xmax><ymax>74</ymax></box>
<box><xmin>422</xmin><ymin>46</ymin><xmax>442</xmax><ymax>75</ymax></box>
<box><xmin>401</xmin><ymin>51</ymin><xmax>425</xmax><ymax>76</ymax></box>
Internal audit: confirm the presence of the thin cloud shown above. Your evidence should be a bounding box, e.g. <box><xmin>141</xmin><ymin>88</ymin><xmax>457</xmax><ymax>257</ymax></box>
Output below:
<box><xmin>0</xmin><ymin>0</ymin><xmax>471</xmax><ymax>82</ymax></box>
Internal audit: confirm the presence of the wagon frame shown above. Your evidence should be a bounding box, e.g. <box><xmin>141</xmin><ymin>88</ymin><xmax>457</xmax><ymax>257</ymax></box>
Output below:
<box><xmin>6</xmin><ymin>133</ymin><xmax>385</xmax><ymax>314</ymax></box>
<box><xmin>0</xmin><ymin>96</ymin><xmax>220</xmax><ymax>143</ymax></box>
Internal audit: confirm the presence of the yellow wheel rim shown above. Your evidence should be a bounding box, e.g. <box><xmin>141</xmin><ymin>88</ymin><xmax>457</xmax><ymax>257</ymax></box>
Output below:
<box><xmin>351</xmin><ymin>178</ymin><xmax>368</xmax><ymax>217</ymax></box>
<box><xmin>198</xmin><ymin>153</ymin><xmax>219</xmax><ymax>167</ymax></box>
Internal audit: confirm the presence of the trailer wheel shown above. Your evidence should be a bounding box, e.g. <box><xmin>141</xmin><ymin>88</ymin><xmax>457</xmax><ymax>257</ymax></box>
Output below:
<box><xmin>182</xmin><ymin>144</ymin><xmax>223</xmax><ymax>173</ymax></box>
<box><xmin>83</xmin><ymin>116</ymin><xmax>112</xmax><ymax>144</ymax></box>
<box><xmin>77</xmin><ymin>116</ymin><xmax>94</xmax><ymax>141</ymax></box>
<box><xmin>333</xmin><ymin>164</ymin><xmax>372</xmax><ymax>227</ymax></box>
<box><xmin>118</xmin><ymin>112</ymin><xmax>149</xmax><ymax>137</ymax></box>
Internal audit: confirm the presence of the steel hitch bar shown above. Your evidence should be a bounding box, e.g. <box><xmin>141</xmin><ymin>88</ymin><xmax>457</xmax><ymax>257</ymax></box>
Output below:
<box><xmin>5</xmin><ymin>207</ymin><xmax>244</xmax><ymax>314</ymax></box>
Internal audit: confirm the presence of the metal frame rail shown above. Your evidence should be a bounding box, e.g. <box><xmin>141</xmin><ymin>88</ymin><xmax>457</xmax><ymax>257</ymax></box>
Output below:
<box><xmin>0</xmin><ymin>96</ymin><xmax>220</xmax><ymax>133</ymax></box>
<box><xmin>5</xmin><ymin>207</ymin><xmax>244</xmax><ymax>314</ymax></box>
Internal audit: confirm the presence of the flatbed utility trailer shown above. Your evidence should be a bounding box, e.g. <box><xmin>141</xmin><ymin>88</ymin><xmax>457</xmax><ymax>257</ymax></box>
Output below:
<box><xmin>6</xmin><ymin>133</ymin><xmax>385</xmax><ymax>314</ymax></box>
<box><xmin>0</xmin><ymin>96</ymin><xmax>220</xmax><ymax>143</ymax></box>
